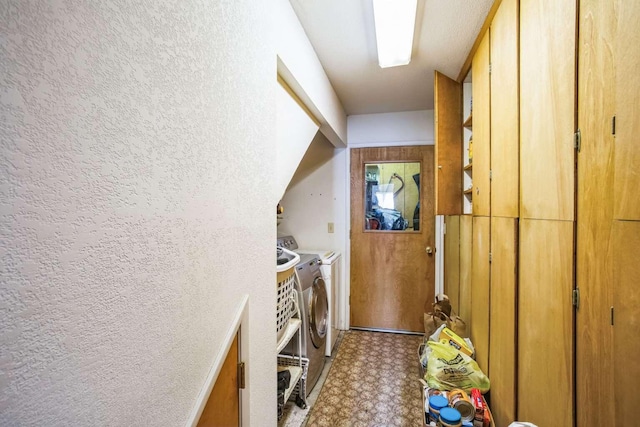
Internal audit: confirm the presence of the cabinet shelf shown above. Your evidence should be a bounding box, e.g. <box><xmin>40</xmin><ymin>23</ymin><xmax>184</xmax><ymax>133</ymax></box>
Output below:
<box><xmin>463</xmin><ymin>114</ymin><xmax>473</xmax><ymax>128</ymax></box>
<box><xmin>464</xmin><ymin>163</ymin><xmax>473</xmax><ymax>171</ymax></box>
<box><xmin>464</xmin><ymin>188</ymin><xmax>474</xmax><ymax>195</ymax></box>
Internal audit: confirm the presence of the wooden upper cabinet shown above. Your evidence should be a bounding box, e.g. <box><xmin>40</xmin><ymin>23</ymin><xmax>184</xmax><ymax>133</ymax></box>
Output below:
<box><xmin>614</xmin><ymin>0</ymin><xmax>640</xmax><ymax>220</ymax></box>
<box><xmin>472</xmin><ymin>31</ymin><xmax>491</xmax><ymax>217</ymax></box>
<box><xmin>434</xmin><ymin>71</ymin><xmax>462</xmax><ymax>215</ymax></box>
<box><xmin>520</xmin><ymin>0</ymin><xmax>576</xmax><ymax>221</ymax></box>
<box><xmin>490</xmin><ymin>0</ymin><xmax>519</xmax><ymax>218</ymax></box>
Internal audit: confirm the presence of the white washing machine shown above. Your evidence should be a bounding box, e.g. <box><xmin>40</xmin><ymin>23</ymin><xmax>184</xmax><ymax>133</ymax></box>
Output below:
<box><xmin>278</xmin><ymin>235</ymin><xmax>342</xmax><ymax>357</ymax></box>
<box><xmin>281</xmin><ymin>253</ymin><xmax>328</xmax><ymax>395</ymax></box>
<box><xmin>296</xmin><ymin>250</ymin><xmax>341</xmax><ymax>357</ymax></box>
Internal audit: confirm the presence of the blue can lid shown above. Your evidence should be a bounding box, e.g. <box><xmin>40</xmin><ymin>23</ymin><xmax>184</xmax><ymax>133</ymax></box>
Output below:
<box><xmin>428</xmin><ymin>395</ymin><xmax>448</xmax><ymax>410</ymax></box>
<box><xmin>440</xmin><ymin>407</ymin><xmax>462</xmax><ymax>423</ymax></box>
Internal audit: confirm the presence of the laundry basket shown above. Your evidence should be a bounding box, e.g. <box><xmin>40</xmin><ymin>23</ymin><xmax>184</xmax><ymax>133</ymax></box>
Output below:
<box><xmin>276</xmin><ymin>247</ymin><xmax>300</xmax><ymax>342</ymax></box>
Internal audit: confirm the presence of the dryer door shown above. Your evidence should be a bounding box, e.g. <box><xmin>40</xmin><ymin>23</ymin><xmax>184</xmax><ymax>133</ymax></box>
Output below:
<box><xmin>309</xmin><ymin>276</ymin><xmax>328</xmax><ymax>348</ymax></box>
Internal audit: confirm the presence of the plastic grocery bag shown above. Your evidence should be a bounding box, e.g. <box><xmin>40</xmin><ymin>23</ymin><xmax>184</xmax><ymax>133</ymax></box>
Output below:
<box><xmin>426</xmin><ymin>340</ymin><xmax>490</xmax><ymax>393</ymax></box>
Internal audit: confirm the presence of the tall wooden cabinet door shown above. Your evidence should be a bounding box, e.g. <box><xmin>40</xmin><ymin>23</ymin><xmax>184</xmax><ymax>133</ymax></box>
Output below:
<box><xmin>490</xmin><ymin>0</ymin><xmax>519</xmax><ymax>218</ymax></box>
<box><xmin>444</xmin><ymin>216</ymin><xmax>461</xmax><ymax>313</ymax></box>
<box><xmin>612</xmin><ymin>221</ymin><xmax>640</xmax><ymax>425</ymax></box>
<box><xmin>576</xmin><ymin>0</ymin><xmax>616</xmax><ymax>425</ymax></box>
<box><xmin>489</xmin><ymin>217</ymin><xmax>518</xmax><ymax>427</ymax></box>
<box><xmin>520</xmin><ymin>0</ymin><xmax>576</xmax><ymax>221</ymax></box>
<box><xmin>614</xmin><ymin>1</ymin><xmax>640</xmax><ymax>220</ymax></box>
<box><xmin>518</xmin><ymin>219</ymin><xmax>574</xmax><ymax>427</ymax></box>
<box><xmin>472</xmin><ymin>32</ymin><xmax>491</xmax><ymax>217</ymax></box>
<box><xmin>459</xmin><ymin>215</ymin><xmax>473</xmax><ymax>323</ymax></box>
<box><xmin>471</xmin><ymin>216</ymin><xmax>490</xmax><ymax>372</ymax></box>
<box><xmin>435</xmin><ymin>71</ymin><xmax>462</xmax><ymax>215</ymax></box>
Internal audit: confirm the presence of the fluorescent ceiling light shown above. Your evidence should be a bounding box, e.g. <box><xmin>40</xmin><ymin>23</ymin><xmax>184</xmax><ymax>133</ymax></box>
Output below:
<box><xmin>372</xmin><ymin>0</ymin><xmax>417</xmax><ymax>68</ymax></box>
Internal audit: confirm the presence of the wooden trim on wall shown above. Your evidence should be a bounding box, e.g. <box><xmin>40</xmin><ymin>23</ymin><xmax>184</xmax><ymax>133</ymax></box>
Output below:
<box><xmin>457</xmin><ymin>0</ymin><xmax>504</xmax><ymax>82</ymax></box>
<box><xmin>277</xmin><ymin>74</ymin><xmax>322</xmax><ymax>127</ymax></box>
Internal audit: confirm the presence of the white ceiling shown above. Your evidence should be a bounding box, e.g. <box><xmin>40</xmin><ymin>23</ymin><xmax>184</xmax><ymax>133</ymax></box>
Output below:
<box><xmin>289</xmin><ymin>0</ymin><xmax>494</xmax><ymax>115</ymax></box>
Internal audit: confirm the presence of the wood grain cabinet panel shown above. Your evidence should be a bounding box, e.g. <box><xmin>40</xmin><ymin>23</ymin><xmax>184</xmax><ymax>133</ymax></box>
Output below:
<box><xmin>520</xmin><ymin>0</ymin><xmax>576</xmax><ymax>221</ymax></box>
<box><xmin>490</xmin><ymin>0</ymin><xmax>519</xmax><ymax>219</ymax></box>
<box><xmin>518</xmin><ymin>219</ymin><xmax>574</xmax><ymax>427</ymax></box>
<box><xmin>614</xmin><ymin>0</ymin><xmax>640</xmax><ymax>220</ymax></box>
<box><xmin>471</xmin><ymin>216</ymin><xmax>490</xmax><ymax>372</ymax></box>
<box><xmin>613</xmin><ymin>221</ymin><xmax>640</xmax><ymax>425</ymax></box>
<box><xmin>435</xmin><ymin>72</ymin><xmax>462</xmax><ymax>215</ymax></box>
<box><xmin>472</xmin><ymin>33</ymin><xmax>491</xmax><ymax>217</ymax></box>
<box><xmin>444</xmin><ymin>215</ymin><xmax>461</xmax><ymax>314</ymax></box>
<box><xmin>576</xmin><ymin>0</ymin><xmax>616</xmax><ymax>425</ymax></box>
<box><xmin>459</xmin><ymin>215</ymin><xmax>473</xmax><ymax>324</ymax></box>
<box><xmin>489</xmin><ymin>217</ymin><xmax>518</xmax><ymax>427</ymax></box>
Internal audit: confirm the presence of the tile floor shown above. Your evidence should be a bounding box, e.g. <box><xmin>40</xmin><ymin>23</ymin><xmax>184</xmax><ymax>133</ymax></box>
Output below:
<box><xmin>279</xmin><ymin>330</ymin><xmax>423</xmax><ymax>427</ymax></box>
<box><xmin>278</xmin><ymin>332</ymin><xmax>344</xmax><ymax>427</ymax></box>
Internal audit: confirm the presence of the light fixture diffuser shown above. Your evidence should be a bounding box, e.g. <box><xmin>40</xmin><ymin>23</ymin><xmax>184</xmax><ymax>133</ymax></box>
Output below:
<box><xmin>372</xmin><ymin>0</ymin><xmax>417</xmax><ymax>68</ymax></box>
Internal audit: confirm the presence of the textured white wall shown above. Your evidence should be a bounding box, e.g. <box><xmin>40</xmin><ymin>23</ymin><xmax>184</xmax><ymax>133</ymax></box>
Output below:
<box><xmin>347</xmin><ymin>110</ymin><xmax>435</xmax><ymax>147</ymax></box>
<box><xmin>275</xmin><ymin>0</ymin><xmax>347</xmax><ymax>148</ymax></box>
<box><xmin>1</xmin><ymin>1</ymin><xmax>276</xmax><ymax>425</ymax></box>
<box><xmin>280</xmin><ymin>132</ymin><xmax>338</xmax><ymax>249</ymax></box>
<box><xmin>276</xmin><ymin>84</ymin><xmax>319</xmax><ymax>200</ymax></box>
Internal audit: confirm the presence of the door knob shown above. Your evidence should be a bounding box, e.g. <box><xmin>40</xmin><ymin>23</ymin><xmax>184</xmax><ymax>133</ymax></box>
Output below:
<box><xmin>426</xmin><ymin>246</ymin><xmax>433</xmax><ymax>255</ymax></box>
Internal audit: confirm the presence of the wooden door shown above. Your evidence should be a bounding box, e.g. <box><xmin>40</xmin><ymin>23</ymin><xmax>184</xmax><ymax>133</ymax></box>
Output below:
<box><xmin>350</xmin><ymin>146</ymin><xmax>435</xmax><ymax>332</ymax></box>
<box><xmin>472</xmin><ymin>31</ymin><xmax>491</xmax><ymax>217</ymax></box>
<box><xmin>489</xmin><ymin>0</ymin><xmax>519</xmax><ymax>218</ymax></box>
<box><xmin>444</xmin><ymin>215</ymin><xmax>460</xmax><ymax>314</ymax></box>
<box><xmin>520</xmin><ymin>0</ymin><xmax>576</xmax><ymax>221</ymax></box>
<box><xmin>576</xmin><ymin>0</ymin><xmax>616</xmax><ymax>425</ymax></box>
<box><xmin>471</xmin><ymin>216</ymin><xmax>490</xmax><ymax>372</ymax></box>
<box><xmin>434</xmin><ymin>71</ymin><xmax>462</xmax><ymax>215</ymax></box>
<box><xmin>518</xmin><ymin>219</ymin><xmax>574</xmax><ymax>427</ymax></box>
<box><xmin>614</xmin><ymin>0</ymin><xmax>640</xmax><ymax>220</ymax></box>
<box><xmin>489</xmin><ymin>217</ymin><xmax>518</xmax><ymax>427</ymax></box>
<box><xmin>613</xmin><ymin>221</ymin><xmax>640</xmax><ymax>425</ymax></box>
<box><xmin>458</xmin><ymin>215</ymin><xmax>473</xmax><ymax>324</ymax></box>
<box><xmin>198</xmin><ymin>333</ymin><xmax>240</xmax><ymax>427</ymax></box>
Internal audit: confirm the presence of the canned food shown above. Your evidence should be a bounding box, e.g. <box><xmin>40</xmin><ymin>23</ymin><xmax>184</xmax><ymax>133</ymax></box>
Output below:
<box><xmin>448</xmin><ymin>389</ymin><xmax>475</xmax><ymax>422</ymax></box>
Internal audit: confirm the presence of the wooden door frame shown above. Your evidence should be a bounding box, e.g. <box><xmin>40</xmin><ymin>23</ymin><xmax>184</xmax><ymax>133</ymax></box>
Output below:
<box><xmin>342</xmin><ymin>143</ymin><xmax>442</xmax><ymax>332</ymax></box>
<box><xmin>345</xmin><ymin>145</ymin><xmax>438</xmax><ymax>333</ymax></box>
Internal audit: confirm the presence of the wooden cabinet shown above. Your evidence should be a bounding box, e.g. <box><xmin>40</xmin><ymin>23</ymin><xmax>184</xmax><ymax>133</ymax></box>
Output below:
<box><xmin>471</xmin><ymin>216</ymin><xmax>490</xmax><ymax>373</ymax></box>
<box><xmin>443</xmin><ymin>215</ymin><xmax>461</xmax><ymax>314</ymax></box>
<box><xmin>458</xmin><ymin>215</ymin><xmax>473</xmax><ymax>323</ymax></box>
<box><xmin>490</xmin><ymin>0</ymin><xmax>519</xmax><ymax>218</ymax></box>
<box><xmin>441</xmin><ymin>1</ymin><xmax>639</xmax><ymax>425</ymax></box>
<box><xmin>576</xmin><ymin>0</ymin><xmax>616</xmax><ymax>425</ymax></box>
<box><xmin>614</xmin><ymin>0</ymin><xmax>640</xmax><ymax>220</ymax></box>
<box><xmin>520</xmin><ymin>0</ymin><xmax>576</xmax><ymax>221</ymax></box>
<box><xmin>613</xmin><ymin>221</ymin><xmax>640</xmax><ymax>425</ymax></box>
<box><xmin>518</xmin><ymin>219</ymin><xmax>574</xmax><ymax>427</ymax></box>
<box><xmin>488</xmin><ymin>217</ymin><xmax>518</xmax><ymax>427</ymax></box>
<box><xmin>472</xmin><ymin>32</ymin><xmax>491</xmax><ymax>217</ymax></box>
<box><xmin>434</xmin><ymin>71</ymin><xmax>462</xmax><ymax>215</ymax></box>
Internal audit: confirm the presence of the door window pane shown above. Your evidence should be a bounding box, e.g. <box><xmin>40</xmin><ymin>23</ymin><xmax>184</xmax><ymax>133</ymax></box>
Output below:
<box><xmin>364</xmin><ymin>162</ymin><xmax>421</xmax><ymax>232</ymax></box>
